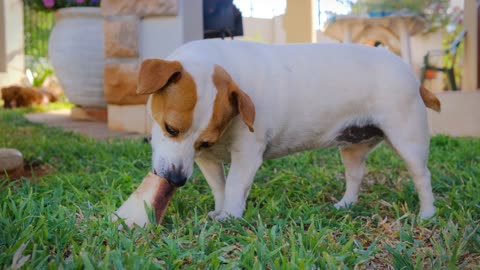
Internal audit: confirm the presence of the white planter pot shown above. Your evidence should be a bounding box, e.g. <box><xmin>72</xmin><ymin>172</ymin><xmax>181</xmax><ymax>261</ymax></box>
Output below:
<box><xmin>48</xmin><ymin>7</ymin><xmax>105</xmax><ymax>107</ymax></box>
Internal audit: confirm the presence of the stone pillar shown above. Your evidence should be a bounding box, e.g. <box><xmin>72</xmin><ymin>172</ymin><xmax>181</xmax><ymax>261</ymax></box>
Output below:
<box><xmin>0</xmin><ymin>2</ymin><xmax>5</xmax><ymax>72</ymax></box>
<box><xmin>463</xmin><ymin>0</ymin><xmax>479</xmax><ymax>90</ymax></box>
<box><xmin>101</xmin><ymin>0</ymin><xmax>178</xmax><ymax>106</ymax></box>
<box><xmin>101</xmin><ymin>0</ymin><xmax>202</xmax><ymax>133</ymax></box>
<box><xmin>283</xmin><ymin>0</ymin><xmax>316</xmax><ymax>43</ymax></box>
<box><xmin>0</xmin><ymin>0</ymin><xmax>24</xmax><ymax>86</ymax></box>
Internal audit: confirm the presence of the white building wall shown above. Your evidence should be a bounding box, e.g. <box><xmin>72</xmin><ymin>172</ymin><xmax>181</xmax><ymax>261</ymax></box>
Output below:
<box><xmin>0</xmin><ymin>0</ymin><xmax>24</xmax><ymax>87</ymax></box>
<box><xmin>239</xmin><ymin>17</ymin><xmax>274</xmax><ymax>43</ymax></box>
<box><xmin>139</xmin><ymin>0</ymin><xmax>202</xmax><ymax>59</ymax></box>
<box><xmin>411</xmin><ymin>31</ymin><xmax>445</xmax><ymax>92</ymax></box>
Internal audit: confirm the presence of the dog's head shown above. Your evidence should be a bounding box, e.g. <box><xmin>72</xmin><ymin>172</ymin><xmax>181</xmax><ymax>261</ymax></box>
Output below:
<box><xmin>1</xmin><ymin>86</ymin><xmax>21</xmax><ymax>108</ymax></box>
<box><xmin>137</xmin><ymin>59</ymin><xmax>255</xmax><ymax>187</ymax></box>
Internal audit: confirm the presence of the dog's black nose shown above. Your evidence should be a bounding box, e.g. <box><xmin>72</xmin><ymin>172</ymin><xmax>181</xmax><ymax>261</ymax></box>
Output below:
<box><xmin>164</xmin><ymin>168</ymin><xmax>187</xmax><ymax>187</ymax></box>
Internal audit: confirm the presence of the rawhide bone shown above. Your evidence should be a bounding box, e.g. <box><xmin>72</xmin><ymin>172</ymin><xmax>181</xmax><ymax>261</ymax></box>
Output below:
<box><xmin>112</xmin><ymin>173</ymin><xmax>176</xmax><ymax>228</ymax></box>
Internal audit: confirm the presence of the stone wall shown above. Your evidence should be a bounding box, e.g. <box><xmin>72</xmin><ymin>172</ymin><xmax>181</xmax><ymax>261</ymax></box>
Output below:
<box><xmin>101</xmin><ymin>0</ymin><xmax>202</xmax><ymax>134</ymax></box>
<box><xmin>101</xmin><ymin>0</ymin><xmax>177</xmax><ymax>105</ymax></box>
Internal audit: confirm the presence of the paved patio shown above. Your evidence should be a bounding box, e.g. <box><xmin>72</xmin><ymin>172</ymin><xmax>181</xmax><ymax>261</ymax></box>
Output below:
<box><xmin>25</xmin><ymin>109</ymin><xmax>145</xmax><ymax>140</ymax></box>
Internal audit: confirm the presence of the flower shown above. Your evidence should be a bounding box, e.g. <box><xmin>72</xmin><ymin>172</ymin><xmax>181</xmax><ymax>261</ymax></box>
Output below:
<box><xmin>29</xmin><ymin>0</ymin><xmax>101</xmax><ymax>11</ymax></box>
<box><xmin>42</xmin><ymin>0</ymin><xmax>55</xmax><ymax>8</ymax></box>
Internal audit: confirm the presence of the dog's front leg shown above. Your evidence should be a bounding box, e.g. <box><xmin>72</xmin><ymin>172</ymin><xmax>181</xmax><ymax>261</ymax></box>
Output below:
<box><xmin>216</xmin><ymin>146</ymin><xmax>264</xmax><ymax>220</ymax></box>
<box><xmin>195</xmin><ymin>158</ymin><xmax>226</xmax><ymax>218</ymax></box>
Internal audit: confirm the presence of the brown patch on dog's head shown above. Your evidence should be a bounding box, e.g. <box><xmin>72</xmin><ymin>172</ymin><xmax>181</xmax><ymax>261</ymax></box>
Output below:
<box><xmin>1</xmin><ymin>86</ymin><xmax>18</xmax><ymax>108</ymax></box>
<box><xmin>194</xmin><ymin>65</ymin><xmax>255</xmax><ymax>150</ymax></box>
<box><xmin>137</xmin><ymin>59</ymin><xmax>197</xmax><ymax>139</ymax></box>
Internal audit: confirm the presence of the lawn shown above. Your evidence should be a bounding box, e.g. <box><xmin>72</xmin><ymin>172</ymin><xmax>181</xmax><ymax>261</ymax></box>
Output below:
<box><xmin>0</xmin><ymin>106</ymin><xmax>479</xmax><ymax>269</ymax></box>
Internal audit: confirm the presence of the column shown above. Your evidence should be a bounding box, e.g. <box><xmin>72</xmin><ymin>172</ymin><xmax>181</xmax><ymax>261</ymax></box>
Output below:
<box><xmin>397</xmin><ymin>19</ymin><xmax>412</xmax><ymax>65</ymax></box>
<box><xmin>463</xmin><ymin>0</ymin><xmax>479</xmax><ymax>90</ymax></box>
<box><xmin>284</xmin><ymin>0</ymin><xmax>316</xmax><ymax>43</ymax></box>
<box><xmin>0</xmin><ymin>0</ymin><xmax>24</xmax><ymax>85</ymax></box>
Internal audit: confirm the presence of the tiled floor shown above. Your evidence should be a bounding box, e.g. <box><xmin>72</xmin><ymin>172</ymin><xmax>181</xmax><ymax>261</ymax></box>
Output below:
<box><xmin>25</xmin><ymin>109</ymin><xmax>145</xmax><ymax>140</ymax></box>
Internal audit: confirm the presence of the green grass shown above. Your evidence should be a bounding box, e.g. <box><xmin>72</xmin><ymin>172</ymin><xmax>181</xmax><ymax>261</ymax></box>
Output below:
<box><xmin>1</xmin><ymin>106</ymin><xmax>479</xmax><ymax>269</ymax></box>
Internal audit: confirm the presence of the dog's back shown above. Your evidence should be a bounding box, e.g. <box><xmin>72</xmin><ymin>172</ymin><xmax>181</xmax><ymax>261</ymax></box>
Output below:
<box><xmin>170</xmin><ymin>40</ymin><xmax>431</xmax><ymax>155</ymax></box>
<box><xmin>170</xmin><ymin>40</ymin><xmax>421</xmax><ymax>114</ymax></box>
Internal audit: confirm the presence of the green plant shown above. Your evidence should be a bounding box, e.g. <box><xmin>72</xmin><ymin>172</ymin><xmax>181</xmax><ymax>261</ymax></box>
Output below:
<box><xmin>27</xmin><ymin>66</ymin><xmax>54</xmax><ymax>87</ymax></box>
<box><xmin>23</xmin><ymin>4</ymin><xmax>55</xmax><ymax>58</ymax></box>
<box><xmin>24</xmin><ymin>57</ymin><xmax>55</xmax><ymax>87</ymax></box>
<box><xmin>351</xmin><ymin>0</ymin><xmax>426</xmax><ymax>14</ymax></box>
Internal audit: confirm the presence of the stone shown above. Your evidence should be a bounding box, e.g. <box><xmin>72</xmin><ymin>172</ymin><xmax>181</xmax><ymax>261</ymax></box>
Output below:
<box><xmin>104</xmin><ymin>61</ymin><xmax>148</xmax><ymax>105</ymax></box>
<box><xmin>0</xmin><ymin>148</ymin><xmax>24</xmax><ymax>172</ymax></box>
<box><xmin>101</xmin><ymin>0</ymin><xmax>177</xmax><ymax>17</ymax></box>
<box><xmin>70</xmin><ymin>106</ymin><xmax>108</xmax><ymax>122</ymax></box>
<box><xmin>108</xmin><ymin>104</ymin><xmax>150</xmax><ymax>134</ymax></box>
<box><xmin>104</xmin><ymin>18</ymin><xmax>139</xmax><ymax>58</ymax></box>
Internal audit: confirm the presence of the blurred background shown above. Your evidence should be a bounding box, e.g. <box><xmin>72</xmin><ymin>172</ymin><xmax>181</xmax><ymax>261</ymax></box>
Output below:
<box><xmin>0</xmin><ymin>0</ymin><xmax>478</xmax><ymax>137</ymax></box>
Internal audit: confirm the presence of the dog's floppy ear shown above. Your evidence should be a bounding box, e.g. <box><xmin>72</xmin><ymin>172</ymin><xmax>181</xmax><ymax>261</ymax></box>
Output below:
<box><xmin>213</xmin><ymin>65</ymin><xmax>255</xmax><ymax>132</ymax></box>
<box><xmin>230</xmin><ymin>82</ymin><xmax>255</xmax><ymax>132</ymax></box>
<box><xmin>137</xmin><ymin>59</ymin><xmax>183</xmax><ymax>95</ymax></box>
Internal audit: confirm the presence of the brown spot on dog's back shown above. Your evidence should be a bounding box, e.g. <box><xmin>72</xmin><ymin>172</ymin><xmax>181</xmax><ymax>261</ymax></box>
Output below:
<box><xmin>194</xmin><ymin>65</ymin><xmax>255</xmax><ymax>149</ymax></box>
<box><xmin>137</xmin><ymin>59</ymin><xmax>197</xmax><ymax>138</ymax></box>
<box><xmin>337</xmin><ymin>124</ymin><xmax>384</xmax><ymax>144</ymax></box>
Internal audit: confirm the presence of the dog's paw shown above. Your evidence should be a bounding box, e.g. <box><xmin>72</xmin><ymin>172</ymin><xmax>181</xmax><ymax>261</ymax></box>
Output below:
<box><xmin>419</xmin><ymin>206</ymin><xmax>436</xmax><ymax>219</ymax></box>
<box><xmin>208</xmin><ymin>210</ymin><xmax>222</xmax><ymax>219</ymax></box>
<box><xmin>213</xmin><ymin>211</ymin><xmax>242</xmax><ymax>221</ymax></box>
<box><xmin>214</xmin><ymin>212</ymin><xmax>231</xmax><ymax>221</ymax></box>
<box><xmin>112</xmin><ymin>196</ymin><xmax>150</xmax><ymax>229</ymax></box>
<box><xmin>334</xmin><ymin>200</ymin><xmax>355</xmax><ymax>209</ymax></box>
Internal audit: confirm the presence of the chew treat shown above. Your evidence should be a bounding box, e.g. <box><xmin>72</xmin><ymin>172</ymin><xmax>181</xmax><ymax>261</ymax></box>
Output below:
<box><xmin>112</xmin><ymin>173</ymin><xmax>176</xmax><ymax>228</ymax></box>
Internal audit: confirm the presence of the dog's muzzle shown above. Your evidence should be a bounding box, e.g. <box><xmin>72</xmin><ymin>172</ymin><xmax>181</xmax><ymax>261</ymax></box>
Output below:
<box><xmin>153</xmin><ymin>167</ymin><xmax>187</xmax><ymax>187</ymax></box>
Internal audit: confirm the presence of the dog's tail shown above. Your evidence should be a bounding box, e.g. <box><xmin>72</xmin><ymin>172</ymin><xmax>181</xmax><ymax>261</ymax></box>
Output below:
<box><xmin>420</xmin><ymin>86</ymin><xmax>441</xmax><ymax>112</ymax></box>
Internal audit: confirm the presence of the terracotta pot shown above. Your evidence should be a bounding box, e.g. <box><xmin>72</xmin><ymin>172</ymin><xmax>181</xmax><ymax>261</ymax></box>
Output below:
<box><xmin>425</xmin><ymin>69</ymin><xmax>437</xmax><ymax>80</ymax></box>
<box><xmin>48</xmin><ymin>7</ymin><xmax>106</xmax><ymax>107</ymax></box>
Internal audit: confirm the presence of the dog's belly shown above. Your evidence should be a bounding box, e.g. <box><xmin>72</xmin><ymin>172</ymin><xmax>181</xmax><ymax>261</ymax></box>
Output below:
<box><xmin>263</xmin><ymin>132</ymin><xmax>329</xmax><ymax>160</ymax></box>
<box><xmin>197</xmin><ymin>122</ymin><xmax>384</xmax><ymax>163</ymax></box>
<box><xmin>263</xmin><ymin>123</ymin><xmax>384</xmax><ymax>160</ymax></box>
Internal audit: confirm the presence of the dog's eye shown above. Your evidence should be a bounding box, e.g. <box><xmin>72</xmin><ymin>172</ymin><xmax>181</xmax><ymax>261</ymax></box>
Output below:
<box><xmin>199</xmin><ymin>141</ymin><xmax>212</xmax><ymax>149</ymax></box>
<box><xmin>164</xmin><ymin>123</ymin><xmax>179</xmax><ymax>137</ymax></box>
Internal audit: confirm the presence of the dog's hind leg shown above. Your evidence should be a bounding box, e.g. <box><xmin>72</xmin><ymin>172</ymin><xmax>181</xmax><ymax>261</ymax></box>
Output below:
<box><xmin>195</xmin><ymin>158</ymin><xmax>226</xmax><ymax>218</ymax></box>
<box><xmin>385</xmin><ymin>137</ymin><xmax>436</xmax><ymax>218</ymax></box>
<box><xmin>335</xmin><ymin>142</ymin><xmax>378</xmax><ymax>209</ymax></box>
<box><xmin>382</xmin><ymin>106</ymin><xmax>436</xmax><ymax>218</ymax></box>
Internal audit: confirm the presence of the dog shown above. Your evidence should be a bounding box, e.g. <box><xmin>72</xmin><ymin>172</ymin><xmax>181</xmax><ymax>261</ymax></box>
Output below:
<box><xmin>1</xmin><ymin>85</ymin><xmax>57</xmax><ymax>109</ymax></box>
<box><xmin>116</xmin><ymin>40</ymin><xmax>441</xmax><ymax>225</ymax></box>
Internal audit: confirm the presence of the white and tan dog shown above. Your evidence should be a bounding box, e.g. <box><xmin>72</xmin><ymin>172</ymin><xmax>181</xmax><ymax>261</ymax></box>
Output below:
<box><xmin>116</xmin><ymin>40</ymin><xmax>441</xmax><ymax>225</ymax></box>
